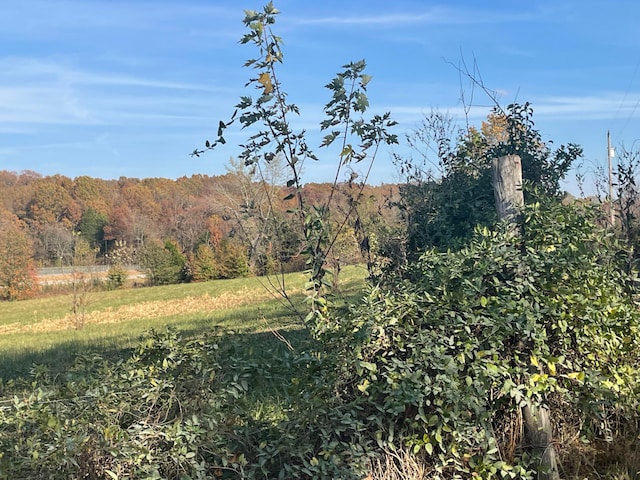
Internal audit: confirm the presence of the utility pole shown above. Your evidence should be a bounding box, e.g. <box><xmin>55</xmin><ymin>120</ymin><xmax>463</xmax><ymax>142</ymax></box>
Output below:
<box><xmin>608</xmin><ymin>131</ymin><xmax>615</xmax><ymax>226</ymax></box>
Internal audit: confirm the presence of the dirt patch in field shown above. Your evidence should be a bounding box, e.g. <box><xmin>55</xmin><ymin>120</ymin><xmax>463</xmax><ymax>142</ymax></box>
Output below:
<box><xmin>0</xmin><ymin>288</ymin><xmax>276</xmax><ymax>335</ymax></box>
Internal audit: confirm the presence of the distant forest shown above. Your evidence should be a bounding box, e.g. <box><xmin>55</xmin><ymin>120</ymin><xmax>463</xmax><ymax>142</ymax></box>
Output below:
<box><xmin>0</xmin><ymin>167</ymin><xmax>399</xmax><ymax>275</ymax></box>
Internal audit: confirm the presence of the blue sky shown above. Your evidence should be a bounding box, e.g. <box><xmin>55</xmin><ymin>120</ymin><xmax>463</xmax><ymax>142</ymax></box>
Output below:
<box><xmin>1</xmin><ymin>0</ymin><xmax>639</xmax><ymax>193</ymax></box>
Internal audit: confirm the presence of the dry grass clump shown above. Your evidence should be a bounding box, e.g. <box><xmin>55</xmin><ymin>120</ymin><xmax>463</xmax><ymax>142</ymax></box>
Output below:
<box><xmin>564</xmin><ymin>433</ymin><xmax>640</xmax><ymax>479</ymax></box>
<box><xmin>366</xmin><ymin>448</ymin><xmax>432</xmax><ymax>480</ymax></box>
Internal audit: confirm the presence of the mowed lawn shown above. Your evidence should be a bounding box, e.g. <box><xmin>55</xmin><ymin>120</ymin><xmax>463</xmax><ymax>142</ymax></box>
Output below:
<box><xmin>0</xmin><ymin>266</ymin><xmax>367</xmax><ymax>379</ymax></box>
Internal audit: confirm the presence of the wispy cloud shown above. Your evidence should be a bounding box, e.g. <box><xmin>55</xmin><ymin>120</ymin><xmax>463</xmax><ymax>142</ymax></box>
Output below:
<box><xmin>0</xmin><ymin>57</ymin><xmax>227</xmax><ymax>93</ymax></box>
<box><xmin>529</xmin><ymin>94</ymin><xmax>640</xmax><ymax>120</ymax></box>
<box><xmin>0</xmin><ymin>0</ymin><xmax>238</xmax><ymax>35</ymax></box>
<box><xmin>0</xmin><ymin>57</ymin><xmax>235</xmax><ymax>128</ymax></box>
<box><xmin>0</xmin><ymin>84</ymin><xmax>93</xmax><ymax>125</ymax></box>
<box><xmin>292</xmin><ymin>6</ymin><xmax>536</xmax><ymax>28</ymax></box>
<box><xmin>374</xmin><ymin>91</ymin><xmax>640</xmax><ymax>128</ymax></box>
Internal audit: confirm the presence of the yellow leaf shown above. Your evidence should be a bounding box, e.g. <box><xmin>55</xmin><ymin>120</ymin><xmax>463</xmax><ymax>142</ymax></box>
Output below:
<box><xmin>531</xmin><ymin>373</ymin><xmax>548</xmax><ymax>383</ymax></box>
<box><xmin>357</xmin><ymin>379</ymin><xmax>370</xmax><ymax>393</ymax></box>
<box><xmin>530</xmin><ymin>355</ymin><xmax>539</xmax><ymax>368</ymax></box>
<box><xmin>567</xmin><ymin>371</ymin><xmax>585</xmax><ymax>382</ymax></box>
<box><xmin>547</xmin><ymin>361</ymin><xmax>556</xmax><ymax>376</ymax></box>
<box><xmin>258</xmin><ymin>72</ymin><xmax>273</xmax><ymax>94</ymax></box>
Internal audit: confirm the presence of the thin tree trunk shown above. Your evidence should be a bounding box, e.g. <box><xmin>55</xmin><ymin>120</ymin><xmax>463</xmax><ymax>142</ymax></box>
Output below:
<box><xmin>492</xmin><ymin>155</ymin><xmax>560</xmax><ymax>480</ymax></box>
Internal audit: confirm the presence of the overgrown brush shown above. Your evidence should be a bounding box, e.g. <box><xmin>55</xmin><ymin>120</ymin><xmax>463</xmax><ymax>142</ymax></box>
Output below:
<box><xmin>316</xmin><ymin>197</ymin><xmax>640</xmax><ymax>478</ymax></box>
<box><xmin>1</xmin><ymin>329</ymin><xmax>241</xmax><ymax>478</ymax></box>
<box><xmin>0</xmin><ymin>328</ymin><xmax>372</xmax><ymax>479</ymax></box>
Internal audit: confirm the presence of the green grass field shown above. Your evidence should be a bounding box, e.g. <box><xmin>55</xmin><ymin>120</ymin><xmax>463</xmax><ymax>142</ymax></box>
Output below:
<box><xmin>0</xmin><ymin>265</ymin><xmax>368</xmax><ymax>379</ymax></box>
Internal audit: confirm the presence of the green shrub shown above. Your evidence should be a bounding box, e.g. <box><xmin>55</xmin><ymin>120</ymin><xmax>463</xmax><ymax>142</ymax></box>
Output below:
<box><xmin>139</xmin><ymin>240</ymin><xmax>187</xmax><ymax>286</ymax></box>
<box><xmin>189</xmin><ymin>243</ymin><xmax>218</xmax><ymax>282</ymax></box>
<box><xmin>106</xmin><ymin>264</ymin><xmax>128</xmax><ymax>289</ymax></box>
<box><xmin>317</xmin><ymin>197</ymin><xmax>640</xmax><ymax>478</ymax></box>
<box><xmin>0</xmin><ymin>329</ymin><xmax>372</xmax><ymax>479</ymax></box>
<box><xmin>0</xmin><ymin>330</ymin><xmax>241</xmax><ymax>479</ymax></box>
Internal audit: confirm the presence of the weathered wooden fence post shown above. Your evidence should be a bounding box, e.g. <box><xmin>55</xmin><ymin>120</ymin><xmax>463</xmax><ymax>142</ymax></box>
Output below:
<box><xmin>491</xmin><ymin>154</ymin><xmax>560</xmax><ymax>480</ymax></box>
<box><xmin>492</xmin><ymin>154</ymin><xmax>524</xmax><ymax>220</ymax></box>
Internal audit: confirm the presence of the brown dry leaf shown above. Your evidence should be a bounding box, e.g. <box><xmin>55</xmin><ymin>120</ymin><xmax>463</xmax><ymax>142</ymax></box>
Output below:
<box><xmin>258</xmin><ymin>72</ymin><xmax>273</xmax><ymax>94</ymax></box>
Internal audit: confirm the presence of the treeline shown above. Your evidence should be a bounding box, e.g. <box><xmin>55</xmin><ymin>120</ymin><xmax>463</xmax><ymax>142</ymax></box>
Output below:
<box><xmin>0</xmin><ymin>166</ymin><xmax>399</xmax><ymax>299</ymax></box>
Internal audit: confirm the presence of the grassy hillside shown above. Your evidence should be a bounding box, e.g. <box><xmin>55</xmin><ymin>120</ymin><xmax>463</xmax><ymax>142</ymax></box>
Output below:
<box><xmin>0</xmin><ymin>265</ymin><xmax>367</xmax><ymax>379</ymax></box>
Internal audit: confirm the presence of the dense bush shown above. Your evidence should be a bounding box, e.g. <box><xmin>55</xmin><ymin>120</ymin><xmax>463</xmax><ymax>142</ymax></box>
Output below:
<box><xmin>138</xmin><ymin>239</ymin><xmax>188</xmax><ymax>286</ymax></box>
<box><xmin>1</xmin><ymin>330</ymin><xmax>231</xmax><ymax>478</ymax></box>
<box><xmin>317</xmin><ymin>197</ymin><xmax>640</xmax><ymax>478</ymax></box>
<box><xmin>0</xmin><ymin>329</ymin><xmax>372</xmax><ymax>479</ymax></box>
<box><xmin>394</xmin><ymin>106</ymin><xmax>581</xmax><ymax>256</ymax></box>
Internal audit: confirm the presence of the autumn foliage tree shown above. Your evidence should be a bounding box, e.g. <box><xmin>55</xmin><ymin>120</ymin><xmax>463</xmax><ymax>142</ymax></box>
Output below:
<box><xmin>0</xmin><ymin>209</ymin><xmax>37</xmax><ymax>300</ymax></box>
<box><xmin>27</xmin><ymin>174</ymin><xmax>80</xmax><ymax>229</ymax></box>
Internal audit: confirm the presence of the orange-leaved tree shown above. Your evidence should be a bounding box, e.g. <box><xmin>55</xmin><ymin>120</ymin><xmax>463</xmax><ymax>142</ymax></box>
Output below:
<box><xmin>0</xmin><ymin>209</ymin><xmax>37</xmax><ymax>300</ymax></box>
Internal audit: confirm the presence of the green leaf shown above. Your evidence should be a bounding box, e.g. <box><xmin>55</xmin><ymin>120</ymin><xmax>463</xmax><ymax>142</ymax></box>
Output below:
<box><xmin>340</xmin><ymin>145</ymin><xmax>353</xmax><ymax>158</ymax></box>
<box><xmin>236</xmin><ymin>96</ymin><xmax>253</xmax><ymax>109</ymax></box>
<box><xmin>354</xmin><ymin>92</ymin><xmax>369</xmax><ymax>112</ymax></box>
<box><xmin>321</xmin><ymin>131</ymin><xmax>340</xmax><ymax>146</ymax></box>
<box><xmin>359</xmin><ymin>361</ymin><xmax>377</xmax><ymax>372</ymax></box>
